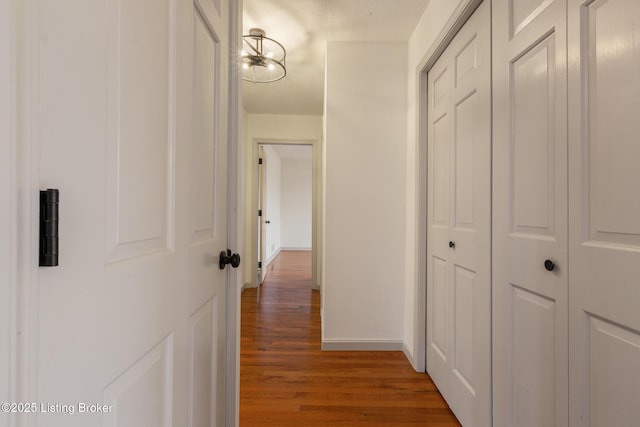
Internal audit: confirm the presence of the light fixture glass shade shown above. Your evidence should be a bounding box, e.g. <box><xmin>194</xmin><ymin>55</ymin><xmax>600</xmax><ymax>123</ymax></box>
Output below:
<box><xmin>241</xmin><ymin>28</ymin><xmax>286</xmax><ymax>83</ymax></box>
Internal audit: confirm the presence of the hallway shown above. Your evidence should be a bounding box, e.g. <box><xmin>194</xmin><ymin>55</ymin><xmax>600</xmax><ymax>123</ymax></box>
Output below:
<box><xmin>240</xmin><ymin>250</ymin><xmax>461</xmax><ymax>426</ymax></box>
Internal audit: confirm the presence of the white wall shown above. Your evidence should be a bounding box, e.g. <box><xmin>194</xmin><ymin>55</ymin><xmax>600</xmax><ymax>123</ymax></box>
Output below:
<box><xmin>245</xmin><ymin>114</ymin><xmax>323</xmax><ymax>142</ymax></box>
<box><xmin>323</xmin><ymin>41</ymin><xmax>407</xmax><ymax>348</ymax></box>
<box><xmin>236</xmin><ymin>107</ymin><xmax>248</xmax><ymax>294</ymax></box>
<box><xmin>241</xmin><ymin>107</ymin><xmax>250</xmax><ymax>287</ymax></box>
<box><xmin>263</xmin><ymin>145</ymin><xmax>282</xmax><ymax>262</ymax></box>
<box><xmin>403</xmin><ymin>0</ymin><xmax>467</xmax><ymax>369</ymax></box>
<box><xmin>281</xmin><ymin>158</ymin><xmax>312</xmax><ymax>249</ymax></box>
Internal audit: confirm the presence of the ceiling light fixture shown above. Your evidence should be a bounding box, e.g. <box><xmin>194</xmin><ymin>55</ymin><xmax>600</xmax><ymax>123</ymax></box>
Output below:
<box><xmin>241</xmin><ymin>28</ymin><xmax>286</xmax><ymax>83</ymax></box>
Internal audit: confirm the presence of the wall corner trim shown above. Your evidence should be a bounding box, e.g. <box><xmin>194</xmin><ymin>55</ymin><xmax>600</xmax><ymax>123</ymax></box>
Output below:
<box><xmin>402</xmin><ymin>341</ymin><xmax>422</xmax><ymax>372</ymax></box>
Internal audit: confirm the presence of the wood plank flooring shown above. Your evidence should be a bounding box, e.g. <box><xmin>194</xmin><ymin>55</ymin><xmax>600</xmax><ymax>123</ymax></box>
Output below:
<box><xmin>240</xmin><ymin>250</ymin><xmax>461</xmax><ymax>426</ymax></box>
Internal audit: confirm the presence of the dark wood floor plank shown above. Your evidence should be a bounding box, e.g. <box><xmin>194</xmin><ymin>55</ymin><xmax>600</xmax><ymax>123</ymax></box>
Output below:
<box><xmin>240</xmin><ymin>250</ymin><xmax>461</xmax><ymax>426</ymax></box>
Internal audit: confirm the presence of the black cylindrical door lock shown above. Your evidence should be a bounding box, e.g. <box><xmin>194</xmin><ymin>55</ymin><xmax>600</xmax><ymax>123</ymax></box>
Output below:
<box><xmin>39</xmin><ymin>189</ymin><xmax>59</xmax><ymax>267</ymax></box>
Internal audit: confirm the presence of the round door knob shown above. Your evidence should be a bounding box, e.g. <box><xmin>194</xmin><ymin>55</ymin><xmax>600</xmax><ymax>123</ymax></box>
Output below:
<box><xmin>230</xmin><ymin>253</ymin><xmax>241</xmax><ymax>268</ymax></box>
<box><xmin>219</xmin><ymin>249</ymin><xmax>241</xmax><ymax>269</ymax></box>
<box><xmin>449</xmin><ymin>241</ymin><xmax>455</xmax><ymax>248</ymax></box>
<box><xmin>544</xmin><ymin>259</ymin><xmax>555</xmax><ymax>272</ymax></box>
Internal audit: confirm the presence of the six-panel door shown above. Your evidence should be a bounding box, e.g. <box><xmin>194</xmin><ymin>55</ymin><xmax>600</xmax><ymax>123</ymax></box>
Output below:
<box><xmin>427</xmin><ymin>2</ymin><xmax>492</xmax><ymax>426</ymax></box>
<box><xmin>33</xmin><ymin>0</ymin><xmax>230</xmax><ymax>425</ymax></box>
<box><xmin>568</xmin><ymin>0</ymin><xmax>640</xmax><ymax>425</ymax></box>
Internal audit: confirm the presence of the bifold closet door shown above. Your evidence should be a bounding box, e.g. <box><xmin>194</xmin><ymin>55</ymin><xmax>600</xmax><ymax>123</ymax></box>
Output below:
<box><xmin>568</xmin><ymin>1</ymin><xmax>640</xmax><ymax>425</ymax></box>
<box><xmin>492</xmin><ymin>0</ymin><xmax>569</xmax><ymax>426</ymax></box>
<box><xmin>426</xmin><ymin>2</ymin><xmax>491</xmax><ymax>426</ymax></box>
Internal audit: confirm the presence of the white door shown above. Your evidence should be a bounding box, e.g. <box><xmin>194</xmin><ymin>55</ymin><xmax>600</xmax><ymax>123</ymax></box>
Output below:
<box><xmin>28</xmin><ymin>0</ymin><xmax>232</xmax><ymax>425</ymax></box>
<box><xmin>426</xmin><ymin>2</ymin><xmax>491</xmax><ymax>425</ymax></box>
<box><xmin>492</xmin><ymin>0</ymin><xmax>569</xmax><ymax>425</ymax></box>
<box><xmin>568</xmin><ymin>1</ymin><xmax>640</xmax><ymax>425</ymax></box>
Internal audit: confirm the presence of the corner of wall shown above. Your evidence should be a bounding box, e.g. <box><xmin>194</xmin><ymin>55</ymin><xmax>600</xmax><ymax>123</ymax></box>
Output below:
<box><xmin>402</xmin><ymin>341</ymin><xmax>420</xmax><ymax>372</ymax></box>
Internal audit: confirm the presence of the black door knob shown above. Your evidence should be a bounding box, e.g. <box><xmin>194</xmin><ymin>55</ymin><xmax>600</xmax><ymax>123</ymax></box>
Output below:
<box><xmin>449</xmin><ymin>241</ymin><xmax>455</xmax><ymax>248</ymax></box>
<box><xmin>544</xmin><ymin>259</ymin><xmax>555</xmax><ymax>272</ymax></box>
<box><xmin>219</xmin><ymin>249</ymin><xmax>241</xmax><ymax>269</ymax></box>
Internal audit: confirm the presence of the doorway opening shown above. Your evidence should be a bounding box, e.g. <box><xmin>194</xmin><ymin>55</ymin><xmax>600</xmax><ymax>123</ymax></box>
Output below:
<box><xmin>249</xmin><ymin>139</ymin><xmax>321</xmax><ymax>290</ymax></box>
<box><xmin>257</xmin><ymin>143</ymin><xmax>313</xmax><ymax>284</ymax></box>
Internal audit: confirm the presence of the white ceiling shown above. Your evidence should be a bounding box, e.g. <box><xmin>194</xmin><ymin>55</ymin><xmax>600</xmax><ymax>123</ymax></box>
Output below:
<box><xmin>242</xmin><ymin>0</ymin><xmax>431</xmax><ymax>115</ymax></box>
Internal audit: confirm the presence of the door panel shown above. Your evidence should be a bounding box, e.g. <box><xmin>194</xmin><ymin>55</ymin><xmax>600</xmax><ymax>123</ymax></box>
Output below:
<box><xmin>455</xmin><ymin>37</ymin><xmax>477</xmax><ymax>86</ymax></box>
<box><xmin>32</xmin><ymin>0</ymin><xmax>230</xmax><ymax>425</ymax></box>
<box><xmin>512</xmin><ymin>35</ymin><xmax>556</xmax><ymax>236</ymax></box>
<box><xmin>106</xmin><ymin>0</ymin><xmax>173</xmax><ymax>262</ymax></box>
<box><xmin>453</xmin><ymin>265</ymin><xmax>474</xmax><ymax>388</ymax></box>
<box><xmin>103</xmin><ymin>336</ymin><xmax>173</xmax><ymax>427</ymax></box>
<box><xmin>427</xmin><ymin>2</ymin><xmax>491</xmax><ymax>426</ymax></box>
<box><xmin>191</xmin><ymin>8</ymin><xmax>218</xmax><ymax>242</ymax></box>
<box><xmin>433</xmin><ymin>114</ymin><xmax>450</xmax><ymax>228</ymax></box>
<box><xmin>587</xmin><ymin>317</ymin><xmax>640</xmax><ymax>426</ymax></box>
<box><xmin>454</xmin><ymin>93</ymin><xmax>476</xmax><ymax>227</ymax></box>
<box><xmin>432</xmin><ymin>256</ymin><xmax>448</xmax><ymax>362</ymax></box>
<box><xmin>511</xmin><ymin>0</ymin><xmax>556</xmax><ymax>37</ymax></box>
<box><xmin>569</xmin><ymin>1</ymin><xmax>640</xmax><ymax>425</ymax></box>
<box><xmin>585</xmin><ymin>0</ymin><xmax>640</xmax><ymax>246</ymax></box>
<box><xmin>189</xmin><ymin>297</ymin><xmax>218</xmax><ymax>427</ymax></box>
<box><xmin>492</xmin><ymin>0</ymin><xmax>568</xmax><ymax>424</ymax></box>
<box><xmin>512</xmin><ymin>287</ymin><xmax>556</xmax><ymax>427</ymax></box>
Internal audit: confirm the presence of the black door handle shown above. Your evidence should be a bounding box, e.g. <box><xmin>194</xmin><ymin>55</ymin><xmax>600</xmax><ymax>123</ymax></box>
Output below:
<box><xmin>219</xmin><ymin>249</ymin><xmax>241</xmax><ymax>269</ymax></box>
<box><xmin>449</xmin><ymin>241</ymin><xmax>455</xmax><ymax>249</ymax></box>
<box><xmin>544</xmin><ymin>259</ymin><xmax>555</xmax><ymax>272</ymax></box>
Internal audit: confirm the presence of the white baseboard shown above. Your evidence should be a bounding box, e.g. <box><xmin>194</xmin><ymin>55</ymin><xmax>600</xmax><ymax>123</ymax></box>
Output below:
<box><xmin>241</xmin><ymin>282</ymin><xmax>256</xmax><ymax>291</ymax></box>
<box><xmin>321</xmin><ymin>339</ymin><xmax>404</xmax><ymax>351</ymax></box>
<box><xmin>280</xmin><ymin>247</ymin><xmax>312</xmax><ymax>251</ymax></box>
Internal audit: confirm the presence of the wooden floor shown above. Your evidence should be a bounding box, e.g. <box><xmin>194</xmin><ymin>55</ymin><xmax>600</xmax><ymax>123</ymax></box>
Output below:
<box><xmin>240</xmin><ymin>250</ymin><xmax>461</xmax><ymax>426</ymax></box>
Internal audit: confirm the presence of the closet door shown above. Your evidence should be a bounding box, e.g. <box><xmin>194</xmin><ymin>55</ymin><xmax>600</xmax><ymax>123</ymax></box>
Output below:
<box><xmin>492</xmin><ymin>0</ymin><xmax>568</xmax><ymax>425</ymax></box>
<box><xmin>426</xmin><ymin>2</ymin><xmax>491</xmax><ymax>425</ymax></box>
<box><xmin>568</xmin><ymin>1</ymin><xmax>640</xmax><ymax>425</ymax></box>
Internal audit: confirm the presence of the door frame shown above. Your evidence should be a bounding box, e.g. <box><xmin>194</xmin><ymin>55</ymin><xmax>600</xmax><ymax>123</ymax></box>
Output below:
<box><xmin>226</xmin><ymin>0</ymin><xmax>242</xmax><ymax>424</ymax></box>
<box><xmin>414</xmin><ymin>0</ymin><xmax>485</xmax><ymax>372</ymax></box>
<box><xmin>248</xmin><ymin>138</ymin><xmax>322</xmax><ymax>290</ymax></box>
<box><xmin>257</xmin><ymin>145</ymin><xmax>266</xmax><ymax>282</ymax></box>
